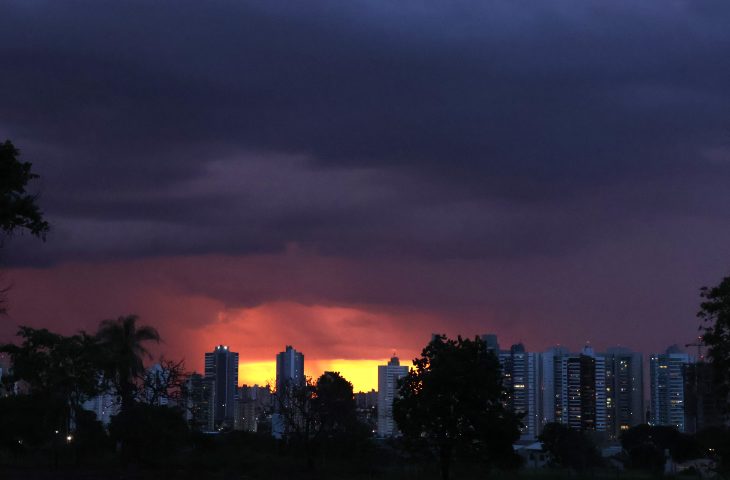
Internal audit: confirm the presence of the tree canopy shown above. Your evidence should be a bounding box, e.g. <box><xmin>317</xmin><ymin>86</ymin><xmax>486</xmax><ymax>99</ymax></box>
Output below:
<box><xmin>539</xmin><ymin>422</ymin><xmax>602</xmax><ymax>471</ymax></box>
<box><xmin>0</xmin><ymin>326</ymin><xmax>101</xmax><ymax>409</ymax></box>
<box><xmin>0</xmin><ymin>140</ymin><xmax>49</xmax><ymax>239</ymax></box>
<box><xmin>314</xmin><ymin>371</ymin><xmax>359</xmax><ymax>436</ymax></box>
<box><xmin>393</xmin><ymin>335</ymin><xmax>521</xmax><ymax>480</ymax></box>
<box><xmin>699</xmin><ymin>275</ymin><xmax>730</xmax><ymax>410</ymax></box>
<box><xmin>95</xmin><ymin>314</ymin><xmax>160</xmax><ymax>411</ymax></box>
<box><xmin>0</xmin><ymin>316</ymin><xmax>172</xmax><ymax>466</ymax></box>
<box><xmin>275</xmin><ymin>371</ymin><xmax>364</xmax><ymax>470</ymax></box>
<box><xmin>620</xmin><ymin>424</ymin><xmax>701</xmax><ymax>471</ymax></box>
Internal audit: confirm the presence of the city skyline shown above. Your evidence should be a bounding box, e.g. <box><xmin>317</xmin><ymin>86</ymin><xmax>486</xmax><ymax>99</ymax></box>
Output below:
<box><xmin>179</xmin><ymin>336</ymin><xmax>708</xmax><ymax>440</ymax></box>
<box><xmin>192</xmin><ymin>336</ymin><xmax>696</xmax><ymax>394</ymax></box>
<box><xmin>65</xmin><ymin>334</ymin><xmax>715</xmax><ymax>440</ymax></box>
<box><xmin>1</xmin><ymin>263</ymin><xmax>713</xmax><ymax>392</ymax></box>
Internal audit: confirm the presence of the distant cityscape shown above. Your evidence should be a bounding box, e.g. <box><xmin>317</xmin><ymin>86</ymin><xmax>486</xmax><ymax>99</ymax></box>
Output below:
<box><xmin>71</xmin><ymin>333</ymin><xmax>725</xmax><ymax>442</ymax></box>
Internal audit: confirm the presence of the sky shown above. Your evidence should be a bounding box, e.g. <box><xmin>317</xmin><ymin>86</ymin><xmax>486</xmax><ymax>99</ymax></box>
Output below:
<box><xmin>1</xmin><ymin>0</ymin><xmax>730</xmax><ymax>391</ymax></box>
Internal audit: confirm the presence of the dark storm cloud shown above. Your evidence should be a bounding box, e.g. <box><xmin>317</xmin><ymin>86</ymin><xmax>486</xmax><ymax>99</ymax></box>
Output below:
<box><xmin>2</xmin><ymin>0</ymin><xmax>730</xmax><ymax>264</ymax></box>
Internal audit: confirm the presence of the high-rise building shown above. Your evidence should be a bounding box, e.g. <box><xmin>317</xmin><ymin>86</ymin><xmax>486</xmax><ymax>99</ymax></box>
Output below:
<box><xmin>543</xmin><ymin>345</ymin><xmax>643</xmax><ymax>436</ymax></box>
<box><xmin>500</xmin><ymin>343</ymin><xmax>542</xmax><ymax>440</ymax></box>
<box><xmin>650</xmin><ymin>345</ymin><xmax>690</xmax><ymax>432</ymax></box>
<box><xmin>355</xmin><ymin>389</ymin><xmax>378</xmax><ymax>432</ymax></box>
<box><xmin>377</xmin><ymin>356</ymin><xmax>409</xmax><ymax>437</ymax></box>
<box><xmin>481</xmin><ymin>335</ymin><xmax>544</xmax><ymax>440</ymax></box>
<box><xmin>355</xmin><ymin>389</ymin><xmax>378</xmax><ymax>410</ymax></box>
<box><xmin>235</xmin><ymin>384</ymin><xmax>271</xmax><ymax>433</ymax></box>
<box><xmin>272</xmin><ymin>345</ymin><xmax>305</xmax><ymax>438</ymax></box>
<box><xmin>205</xmin><ymin>345</ymin><xmax>239</xmax><ymax>430</ymax></box>
<box><xmin>541</xmin><ymin>346</ymin><xmax>569</xmax><ymax>427</ymax></box>
<box><xmin>275</xmin><ymin>345</ymin><xmax>305</xmax><ymax>394</ymax></box>
<box><xmin>557</xmin><ymin>345</ymin><xmax>607</xmax><ymax>432</ymax></box>
<box><xmin>604</xmin><ymin>347</ymin><xmax>644</xmax><ymax>437</ymax></box>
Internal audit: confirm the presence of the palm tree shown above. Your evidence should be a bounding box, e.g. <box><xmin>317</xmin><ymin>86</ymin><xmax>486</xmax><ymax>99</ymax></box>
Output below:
<box><xmin>95</xmin><ymin>315</ymin><xmax>160</xmax><ymax>412</ymax></box>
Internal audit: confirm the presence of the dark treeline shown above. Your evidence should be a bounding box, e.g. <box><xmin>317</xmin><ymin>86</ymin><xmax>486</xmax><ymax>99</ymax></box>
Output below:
<box><xmin>1</xmin><ymin>324</ymin><xmax>730</xmax><ymax>480</ymax></box>
<box><xmin>0</xmin><ymin>324</ymin><xmax>526</xmax><ymax>479</ymax></box>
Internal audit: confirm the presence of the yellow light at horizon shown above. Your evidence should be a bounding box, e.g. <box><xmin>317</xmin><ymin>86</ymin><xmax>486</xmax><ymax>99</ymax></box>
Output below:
<box><xmin>238</xmin><ymin>358</ymin><xmax>394</xmax><ymax>392</ymax></box>
<box><xmin>309</xmin><ymin>359</ymin><xmax>387</xmax><ymax>392</ymax></box>
<box><xmin>238</xmin><ymin>361</ymin><xmax>276</xmax><ymax>388</ymax></box>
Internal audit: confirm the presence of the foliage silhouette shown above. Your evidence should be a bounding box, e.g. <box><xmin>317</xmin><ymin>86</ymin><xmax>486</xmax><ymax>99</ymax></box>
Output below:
<box><xmin>699</xmin><ymin>275</ymin><xmax>730</xmax><ymax>412</ymax></box>
<box><xmin>393</xmin><ymin>334</ymin><xmax>521</xmax><ymax>480</ymax></box>
<box><xmin>0</xmin><ymin>393</ymin><xmax>67</xmax><ymax>452</ymax></box>
<box><xmin>695</xmin><ymin>426</ymin><xmax>730</xmax><ymax>474</ymax></box>
<box><xmin>108</xmin><ymin>403</ymin><xmax>189</xmax><ymax>466</ymax></box>
<box><xmin>141</xmin><ymin>358</ymin><xmax>188</xmax><ymax>407</ymax></box>
<box><xmin>314</xmin><ymin>371</ymin><xmax>359</xmax><ymax>437</ymax></box>
<box><xmin>0</xmin><ymin>140</ymin><xmax>49</xmax><ymax>314</ymax></box>
<box><xmin>72</xmin><ymin>407</ymin><xmax>114</xmax><ymax>463</ymax></box>
<box><xmin>539</xmin><ymin>422</ymin><xmax>602</xmax><ymax>471</ymax></box>
<box><xmin>274</xmin><ymin>371</ymin><xmax>367</xmax><ymax>470</ymax></box>
<box><xmin>620</xmin><ymin>424</ymin><xmax>701</xmax><ymax>471</ymax></box>
<box><xmin>0</xmin><ymin>140</ymin><xmax>49</xmax><ymax>239</ymax></box>
<box><xmin>0</xmin><ymin>327</ymin><xmax>101</xmax><ymax>437</ymax></box>
<box><xmin>95</xmin><ymin>315</ymin><xmax>160</xmax><ymax>413</ymax></box>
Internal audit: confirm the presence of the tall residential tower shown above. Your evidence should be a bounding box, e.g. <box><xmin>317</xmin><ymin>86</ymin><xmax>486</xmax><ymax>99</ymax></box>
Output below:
<box><xmin>650</xmin><ymin>345</ymin><xmax>690</xmax><ymax>431</ymax></box>
<box><xmin>204</xmin><ymin>345</ymin><xmax>239</xmax><ymax>429</ymax></box>
<box><xmin>604</xmin><ymin>347</ymin><xmax>644</xmax><ymax>436</ymax></box>
<box><xmin>272</xmin><ymin>345</ymin><xmax>305</xmax><ymax>438</ymax></box>
<box><xmin>377</xmin><ymin>356</ymin><xmax>409</xmax><ymax>437</ymax></box>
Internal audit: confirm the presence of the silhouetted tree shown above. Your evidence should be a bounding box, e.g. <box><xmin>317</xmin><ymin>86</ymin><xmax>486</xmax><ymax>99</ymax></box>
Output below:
<box><xmin>0</xmin><ymin>327</ymin><xmax>101</xmax><ymax>432</ymax></box>
<box><xmin>620</xmin><ymin>424</ymin><xmax>701</xmax><ymax>472</ymax></box>
<box><xmin>314</xmin><ymin>371</ymin><xmax>358</xmax><ymax>436</ymax></box>
<box><xmin>274</xmin><ymin>377</ymin><xmax>320</xmax><ymax>468</ymax></box>
<box><xmin>0</xmin><ymin>140</ymin><xmax>49</xmax><ymax>314</ymax></box>
<box><xmin>696</xmin><ymin>426</ymin><xmax>730</xmax><ymax>474</ymax></box>
<box><xmin>0</xmin><ymin>393</ymin><xmax>67</xmax><ymax>453</ymax></box>
<box><xmin>0</xmin><ymin>140</ymin><xmax>49</xmax><ymax>239</ymax></box>
<box><xmin>95</xmin><ymin>315</ymin><xmax>160</xmax><ymax>413</ymax></box>
<box><xmin>699</xmin><ymin>275</ymin><xmax>730</xmax><ymax>411</ymax></box>
<box><xmin>140</xmin><ymin>358</ymin><xmax>187</xmax><ymax>406</ymax></box>
<box><xmin>539</xmin><ymin>422</ymin><xmax>602</xmax><ymax>471</ymax></box>
<box><xmin>275</xmin><ymin>371</ymin><xmax>365</xmax><ymax>470</ymax></box>
<box><xmin>109</xmin><ymin>403</ymin><xmax>189</xmax><ymax>465</ymax></box>
<box><xmin>393</xmin><ymin>335</ymin><xmax>521</xmax><ymax>480</ymax></box>
<box><xmin>73</xmin><ymin>408</ymin><xmax>114</xmax><ymax>463</ymax></box>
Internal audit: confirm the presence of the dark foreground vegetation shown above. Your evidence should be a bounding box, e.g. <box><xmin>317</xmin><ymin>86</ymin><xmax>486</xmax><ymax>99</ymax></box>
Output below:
<box><xmin>0</xmin><ymin>322</ymin><xmax>527</xmax><ymax>480</ymax></box>
<box><xmin>1</xmin><ymin>321</ymin><xmax>729</xmax><ymax>480</ymax></box>
<box><xmin>2</xmin><ymin>426</ymin><xmax>728</xmax><ymax>480</ymax></box>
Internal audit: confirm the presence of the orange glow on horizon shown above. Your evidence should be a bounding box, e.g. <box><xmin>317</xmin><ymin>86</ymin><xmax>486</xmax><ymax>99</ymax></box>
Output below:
<box><xmin>238</xmin><ymin>358</ymin><xmax>398</xmax><ymax>392</ymax></box>
<box><xmin>238</xmin><ymin>361</ymin><xmax>277</xmax><ymax>388</ymax></box>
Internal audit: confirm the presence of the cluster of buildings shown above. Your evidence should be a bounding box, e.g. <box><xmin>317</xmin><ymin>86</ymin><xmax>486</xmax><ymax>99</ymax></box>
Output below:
<box><xmin>185</xmin><ymin>345</ymin><xmax>272</xmax><ymax>433</ymax></box>
<box><xmin>371</xmin><ymin>336</ymin><xmax>648</xmax><ymax>440</ymax></box>
<box><xmin>467</xmin><ymin>334</ymin><xmax>724</xmax><ymax>441</ymax></box>
<box><xmin>372</xmin><ymin>334</ymin><xmax>726</xmax><ymax>441</ymax></box>
<box><xmin>27</xmin><ymin>336</ymin><xmax>722</xmax><ymax>440</ymax></box>
<box><xmin>185</xmin><ymin>344</ymin><xmax>406</xmax><ymax>438</ymax></box>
